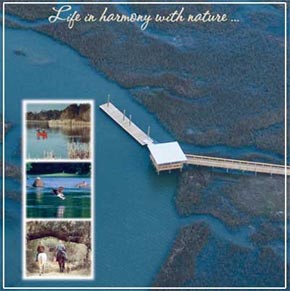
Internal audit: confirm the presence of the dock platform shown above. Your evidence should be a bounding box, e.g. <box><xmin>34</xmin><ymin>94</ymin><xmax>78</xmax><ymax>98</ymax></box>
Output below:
<box><xmin>100</xmin><ymin>101</ymin><xmax>289</xmax><ymax>176</ymax></box>
<box><xmin>100</xmin><ymin>102</ymin><xmax>153</xmax><ymax>146</ymax></box>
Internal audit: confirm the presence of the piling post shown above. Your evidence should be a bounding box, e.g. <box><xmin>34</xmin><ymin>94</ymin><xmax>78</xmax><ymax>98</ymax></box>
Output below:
<box><xmin>123</xmin><ymin>109</ymin><xmax>126</xmax><ymax>121</ymax></box>
<box><xmin>147</xmin><ymin>126</ymin><xmax>151</xmax><ymax>137</ymax></box>
<box><xmin>107</xmin><ymin>94</ymin><xmax>110</xmax><ymax>107</ymax></box>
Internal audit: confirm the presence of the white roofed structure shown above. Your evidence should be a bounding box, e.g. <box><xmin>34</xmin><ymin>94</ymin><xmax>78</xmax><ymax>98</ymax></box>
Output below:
<box><xmin>147</xmin><ymin>142</ymin><xmax>187</xmax><ymax>173</ymax></box>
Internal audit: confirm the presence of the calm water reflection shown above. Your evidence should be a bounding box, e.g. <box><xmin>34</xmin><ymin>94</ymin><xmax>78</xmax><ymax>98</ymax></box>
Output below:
<box><xmin>26</xmin><ymin>124</ymin><xmax>90</xmax><ymax>159</ymax></box>
<box><xmin>26</xmin><ymin>177</ymin><xmax>91</xmax><ymax>218</ymax></box>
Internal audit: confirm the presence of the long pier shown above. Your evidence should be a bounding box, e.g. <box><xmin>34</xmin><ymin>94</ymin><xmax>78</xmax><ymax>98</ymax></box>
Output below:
<box><xmin>100</xmin><ymin>102</ymin><xmax>153</xmax><ymax>146</ymax></box>
<box><xmin>100</xmin><ymin>102</ymin><xmax>289</xmax><ymax>176</ymax></box>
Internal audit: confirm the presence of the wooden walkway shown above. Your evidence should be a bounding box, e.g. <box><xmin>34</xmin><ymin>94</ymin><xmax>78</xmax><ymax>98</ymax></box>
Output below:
<box><xmin>100</xmin><ymin>101</ymin><xmax>289</xmax><ymax>176</ymax></box>
<box><xmin>100</xmin><ymin>102</ymin><xmax>153</xmax><ymax>146</ymax></box>
<box><xmin>186</xmin><ymin>154</ymin><xmax>290</xmax><ymax>176</ymax></box>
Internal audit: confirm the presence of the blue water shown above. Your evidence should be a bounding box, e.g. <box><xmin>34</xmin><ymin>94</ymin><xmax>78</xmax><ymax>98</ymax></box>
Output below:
<box><xmin>26</xmin><ymin>177</ymin><xmax>91</xmax><ymax>218</ymax></box>
<box><xmin>3</xmin><ymin>26</ymin><xmax>176</xmax><ymax>287</ymax></box>
<box><xmin>2</xmin><ymin>6</ymin><xmax>285</xmax><ymax>288</ymax></box>
<box><xmin>26</xmin><ymin>126</ymin><xmax>90</xmax><ymax>159</ymax></box>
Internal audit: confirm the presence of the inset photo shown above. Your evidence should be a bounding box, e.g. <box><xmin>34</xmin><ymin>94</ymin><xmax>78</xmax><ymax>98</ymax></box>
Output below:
<box><xmin>25</xmin><ymin>221</ymin><xmax>92</xmax><ymax>279</ymax></box>
<box><xmin>24</xmin><ymin>100</ymin><xmax>93</xmax><ymax>160</ymax></box>
<box><xmin>26</xmin><ymin>162</ymin><xmax>91</xmax><ymax>219</ymax></box>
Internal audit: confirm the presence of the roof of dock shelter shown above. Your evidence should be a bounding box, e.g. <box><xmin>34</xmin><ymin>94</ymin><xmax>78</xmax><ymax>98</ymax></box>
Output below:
<box><xmin>147</xmin><ymin>142</ymin><xmax>187</xmax><ymax>165</ymax></box>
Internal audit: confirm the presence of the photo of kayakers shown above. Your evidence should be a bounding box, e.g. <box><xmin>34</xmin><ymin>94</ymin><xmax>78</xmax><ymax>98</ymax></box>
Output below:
<box><xmin>26</xmin><ymin>162</ymin><xmax>91</xmax><ymax>219</ymax></box>
<box><xmin>25</xmin><ymin>221</ymin><xmax>92</xmax><ymax>279</ymax></box>
<box><xmin>25</xmin><ymin>101</ymin><xmax>92</xmax><ymax>160</ymax></box>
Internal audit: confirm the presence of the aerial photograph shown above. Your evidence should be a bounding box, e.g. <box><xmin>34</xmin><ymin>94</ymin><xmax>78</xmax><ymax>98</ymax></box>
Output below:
<box><xmin>2</xmin><ymin>2</ymin><xmax>287</xmax><ymax>288</ymax></box>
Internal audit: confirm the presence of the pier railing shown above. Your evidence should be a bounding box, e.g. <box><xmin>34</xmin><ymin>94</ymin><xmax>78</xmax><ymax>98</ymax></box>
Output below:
<box><xmin>100</xmin><ymin>102</ymin><xmax>153</xmax><ymax>146</ymax></box>
<box><xmin>186</xmin><ymin>154</ymin><xmax>289</xmax><ymax>175</ymax></box>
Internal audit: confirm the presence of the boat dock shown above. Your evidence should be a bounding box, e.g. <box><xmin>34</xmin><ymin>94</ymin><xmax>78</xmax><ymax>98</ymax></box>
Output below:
<box><xmin>100</xmin><ymin>101</ymin><xmax>289</xmax><ymax>176</ymax></box>
<box><xmin>100</xmin><ymin>102</ymin><xmax>153</xmax><ymax>146</ymax></box>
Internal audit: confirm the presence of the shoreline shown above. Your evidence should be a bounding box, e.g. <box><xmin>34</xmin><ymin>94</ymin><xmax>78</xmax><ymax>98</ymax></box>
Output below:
<box><xmin>5</xmin><ymin>4</ymin><xmax>285</xmax><ymax>156</ymax></box>
<box><xmin>27</xmin><ymin>119</ymin><xmax>91</xmax><ymax>127</ymax></box>
<box><xmin>28</xmin><ymin>173</ymin><xmax>90</xmax><ymax>177</ymax></box>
